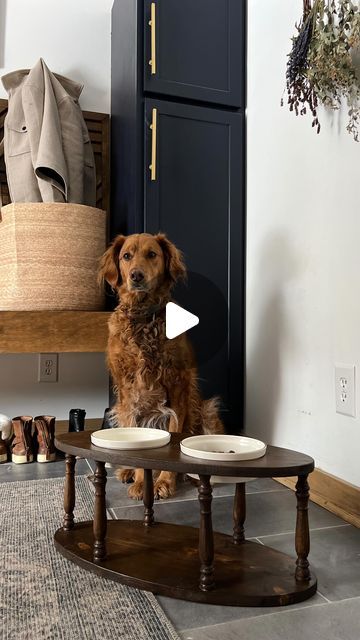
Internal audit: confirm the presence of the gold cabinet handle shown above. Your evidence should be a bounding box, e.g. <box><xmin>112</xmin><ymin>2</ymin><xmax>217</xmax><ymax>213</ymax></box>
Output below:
<box><xmin>149</xmin><ymin>2</ymin><xmax>156</xmax><ymax>75</ymax></box>
<box><xmin>149</xmin><ymin>108</ymin><xmax>157</xmax><ymax>181</ymax></box>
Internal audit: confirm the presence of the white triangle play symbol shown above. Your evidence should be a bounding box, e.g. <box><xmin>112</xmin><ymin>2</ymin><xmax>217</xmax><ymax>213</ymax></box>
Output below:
<box><xmin>165</xmin><ymin>302</ymin><xmax>199</xmax><ymax>340</ymax></box>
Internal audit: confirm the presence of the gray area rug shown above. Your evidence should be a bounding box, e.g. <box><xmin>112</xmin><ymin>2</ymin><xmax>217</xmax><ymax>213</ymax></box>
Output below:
<box><xmin>0</xmin><ymin>476</ymin><xmax>180</xmax><ymax>640</ymax></box>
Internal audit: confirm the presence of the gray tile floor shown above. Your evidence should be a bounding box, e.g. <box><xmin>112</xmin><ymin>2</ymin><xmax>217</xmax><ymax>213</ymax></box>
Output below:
<box><xmin>1</xmin><ymin>458</ymin><xmax>359</xmax><ymax>640</ymax></box>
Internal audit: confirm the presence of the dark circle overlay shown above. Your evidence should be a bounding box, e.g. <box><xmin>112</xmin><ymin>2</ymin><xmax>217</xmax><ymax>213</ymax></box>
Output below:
<box><xmin>171</xmin><ymin>271</ymin><xmax>228</xmax><ymax>368</ymax></box>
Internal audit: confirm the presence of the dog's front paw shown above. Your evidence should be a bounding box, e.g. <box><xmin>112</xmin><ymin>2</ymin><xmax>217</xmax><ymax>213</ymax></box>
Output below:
<box><xmin>115</xmin><ymin>468</ymin><xmax>135</xmax><ymax>484</ymax></box>
<box><xmin>128</xmin><ymin>481</ymin><xmax>144</xmax><ymax>500</ymax></box>
<box><xmin>154</xmin><ymin>477</ymin><xmax>176</xmax><ymax>500</ymax></box>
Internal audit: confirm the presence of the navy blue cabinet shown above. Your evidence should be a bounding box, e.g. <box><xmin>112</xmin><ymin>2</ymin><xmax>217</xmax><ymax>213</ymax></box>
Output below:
<box><xmin>111</xmin><ymin>0</ymin><xmax>246</xmax><ymax>430</ymax></box>
<box><xmin>143</xmin><ymin>0</ymin><xmax>245</xmax><ymax>107</ymax></box>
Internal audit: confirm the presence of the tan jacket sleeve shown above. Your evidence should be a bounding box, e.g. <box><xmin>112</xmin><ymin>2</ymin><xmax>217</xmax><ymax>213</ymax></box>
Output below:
<box><xmin>2</xmin><ymin>87</ymin><xmax>42</xmax><ymax>203</ymax></box>
<box><xmin>22</xmin><ymin>80</ymin><xmax>68</xmax><ymax>203</ymax></box>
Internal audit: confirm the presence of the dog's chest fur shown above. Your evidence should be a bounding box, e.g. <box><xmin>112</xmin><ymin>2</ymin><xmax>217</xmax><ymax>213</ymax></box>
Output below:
<box><xmin>109</xmin><ymin>308</ymin><xmax>188</xmax><ymax>384</ymax></box>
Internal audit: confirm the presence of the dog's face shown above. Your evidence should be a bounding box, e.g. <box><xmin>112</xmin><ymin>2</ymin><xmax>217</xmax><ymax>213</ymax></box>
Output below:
<box><xmin>99</xmin><ymin>233</ymin><xmax>186</xmax><ymax>294</ymax></box>
<box><xmin>118</xmin><ymin>234</ymin><xmax>167</xmax><ymax>292</ymax></box>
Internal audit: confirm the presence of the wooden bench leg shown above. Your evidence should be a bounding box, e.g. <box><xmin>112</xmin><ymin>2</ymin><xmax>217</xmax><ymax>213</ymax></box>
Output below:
<box><xmin>63</xmin><ymin>453</ymin><xmax>76</xmax><ymax>531</ymax></box>
<box><xmin>93</xmin><ymin>460</ymin><xmax>107</xmax><ymax>562</ymax></box>
<box><xmin>233</xmin><ymin>482</ymin><xmax>246</xmax><ymax>544</ymax></box>
<box><xmin>295</xmin><ymin>474</ymin><xmax>311</xmax><ymax>582</ymax></box>
<box><xmin>198</xmin><ymin>475</ymin><xmax>215</xmax><ymax>591</ymax></box>
<box><xmin>143</xmin><ymin>468</ymin><xmax>155</xmax><ymax>526</ymax></box>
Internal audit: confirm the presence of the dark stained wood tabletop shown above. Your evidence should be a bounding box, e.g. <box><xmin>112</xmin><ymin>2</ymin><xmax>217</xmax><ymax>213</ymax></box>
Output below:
<box><xmin>55</xmin><ymin>431</ymin><xmax>314</xmax><ymax>478</ymax></box>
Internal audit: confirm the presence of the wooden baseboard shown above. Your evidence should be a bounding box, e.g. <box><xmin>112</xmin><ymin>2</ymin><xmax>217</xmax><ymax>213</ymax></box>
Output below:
<box><xmin>275</xmin><ymin>469</ymin><xmax>360</xmax><ymax>529</ymax></box>
<box><xmin>55</xmin><ymin>418</ymin><xmax>102</xmax><ymax>435</ymax></box>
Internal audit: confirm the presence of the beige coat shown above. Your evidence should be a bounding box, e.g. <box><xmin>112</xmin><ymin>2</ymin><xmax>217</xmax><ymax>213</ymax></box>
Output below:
<box><xmin>1</xmin><ymin>58</ymin><xmax>96</xmax><ymax>205</ymax></box>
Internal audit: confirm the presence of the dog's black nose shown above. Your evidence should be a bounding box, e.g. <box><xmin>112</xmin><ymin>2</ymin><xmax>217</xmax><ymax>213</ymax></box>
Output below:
<box><xmin>130</xmin><ymin>269</ymin><xmax>145</xmax><ymax>283</ymax></box>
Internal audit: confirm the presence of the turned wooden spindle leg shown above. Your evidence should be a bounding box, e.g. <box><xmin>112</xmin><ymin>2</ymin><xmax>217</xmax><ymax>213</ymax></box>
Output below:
<box><xmin>63</xmin><ymin>454</ymin><xmax>76</xmax><ymax>531</ymax></box>
<box><xmin>143</xmin><ymin>468</ymin><xmax>154</xmax><ymax>526</ymax></box>
<box><xmin>198</xmin><ymin>475</ymin><xmax>215</xmax><ymax>591</ymax></box>
<box><xmin>93</xmin><ymin>461</ymin><xmax>107</xmax><ymax>562</ymax></box>
<box><xmin>233</xmin><ymin>482</ymin><xmax>246</xmax><ymax>544</ymax></box>
<box><xmin>295</xmin><ymin>474</ymin><xmax>311</xmax><ymax>582</ymax></box>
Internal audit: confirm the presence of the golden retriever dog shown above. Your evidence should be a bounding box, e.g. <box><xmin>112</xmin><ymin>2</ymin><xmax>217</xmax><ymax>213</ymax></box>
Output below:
<box><xmin>99</xmin><ymin>233</ymin><xmax>223</xmax><ymax>500</ymax></box>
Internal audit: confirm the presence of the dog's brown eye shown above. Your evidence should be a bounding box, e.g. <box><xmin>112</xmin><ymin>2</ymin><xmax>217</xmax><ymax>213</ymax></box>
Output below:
<box><xmin>148</xmin><ymin>251</ymin><xmax>157</xmax><ymax>259</ymax></box>
<box><xmin>122</xmin><ymin>252</ymin><xmax>131</xmax><ymax>261</ymax></box>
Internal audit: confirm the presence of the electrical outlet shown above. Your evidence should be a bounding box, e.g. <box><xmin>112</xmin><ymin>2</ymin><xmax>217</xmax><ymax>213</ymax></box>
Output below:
<box><xmin>38</xmin><ymin>353</ymin><xmax>58</xmax><ymax>383</ymax></box>
<box><xmin>335</xmin><ymin>364</ymin><xmax>355</xmax><ymax>417</ymax></box>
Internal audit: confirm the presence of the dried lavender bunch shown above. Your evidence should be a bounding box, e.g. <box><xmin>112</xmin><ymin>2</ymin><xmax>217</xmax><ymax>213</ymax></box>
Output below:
<box><xmin>282</xmin><ymin>2</ymin><xmax>320</xmax><ymax>130</ymax></box>
<box><xmin>282</xmin><ymin>0</ymin><xmax>360</xmax><ymax>141</ymax></box>
<box><xmin>287</xmin><ymin>11</ymin><xmax>314</xmax><ymax>85</ymax></box>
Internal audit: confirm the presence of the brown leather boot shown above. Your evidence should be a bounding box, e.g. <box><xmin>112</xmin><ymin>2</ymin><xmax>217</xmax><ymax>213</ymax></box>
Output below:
<box><xmin>11</xmin><ymin>416</ymin><xmax>34</xmax><ymax>464</ymax></box>
<box><xmin>34</xmin><ymin>415</ymin><xmax>56</xmax><ymax>463</ymax></box>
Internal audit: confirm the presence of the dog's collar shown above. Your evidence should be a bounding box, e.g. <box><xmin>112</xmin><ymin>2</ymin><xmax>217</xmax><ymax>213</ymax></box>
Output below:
<box><xmin>119</xmin><ymin>302</ymin><xmax>166</xmax><ymax>323</ymax></box>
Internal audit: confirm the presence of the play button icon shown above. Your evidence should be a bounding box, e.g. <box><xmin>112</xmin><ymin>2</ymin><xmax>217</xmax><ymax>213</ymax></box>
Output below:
<box><xmin>165</xmin><ymin>302</ymin><xmax>199</xmax><ymax>340</ymax></box>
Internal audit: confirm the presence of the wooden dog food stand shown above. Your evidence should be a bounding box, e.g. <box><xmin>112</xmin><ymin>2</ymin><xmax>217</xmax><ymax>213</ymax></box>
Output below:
<box><xmin>54</xmin><ymin>431</ymin><xmax>317</xmax><ymax>606</ymax></box>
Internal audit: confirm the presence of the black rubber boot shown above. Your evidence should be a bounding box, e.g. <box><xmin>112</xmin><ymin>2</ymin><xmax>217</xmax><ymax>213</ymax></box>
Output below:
<box><xmin>68</xmin><ymin>408</ymin><xmax>86</xmax><ymax>432</ymax></box>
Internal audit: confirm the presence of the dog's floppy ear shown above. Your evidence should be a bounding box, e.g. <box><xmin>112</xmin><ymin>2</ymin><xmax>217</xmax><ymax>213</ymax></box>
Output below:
<box><xmin>98</xmin><ymin>235</ymin><xmax>126</xmax><ymax>290</ymax></box>
<box><xmin>155</xmin><ymin>233</ymin><xmax>187</xmax><ymax>283</ymax></box>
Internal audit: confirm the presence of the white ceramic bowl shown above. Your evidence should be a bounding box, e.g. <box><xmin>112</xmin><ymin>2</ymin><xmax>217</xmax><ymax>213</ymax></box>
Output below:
<box><xmin>180</xmin><ymin>434</ymin><xmax>267</xmax><ymax>461</ymax></box>
<box><xmin>91</xmin><ymin>427</ymin><xmax>171</xmax><ymax>450</ymax></box>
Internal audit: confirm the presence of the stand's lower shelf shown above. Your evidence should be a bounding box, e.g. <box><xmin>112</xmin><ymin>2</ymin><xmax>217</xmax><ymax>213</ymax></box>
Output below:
<box><xmin>54</xmin><ymin>520</ymin><xmax>317</xmax><ymax>606</ymax></box>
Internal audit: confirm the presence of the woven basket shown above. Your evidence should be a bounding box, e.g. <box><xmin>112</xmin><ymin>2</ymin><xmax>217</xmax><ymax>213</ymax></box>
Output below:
<box><xmin>0</xmin><ymin>203</ymin><xmax>107</xmax><ymax>310</ymax></box>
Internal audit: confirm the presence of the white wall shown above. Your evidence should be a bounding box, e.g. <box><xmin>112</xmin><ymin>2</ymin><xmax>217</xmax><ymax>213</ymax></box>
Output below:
<box><xmin>0</xmin><ymin>354</ymin><xmax>108</xmax><ymax>420</ymax></box>
<box><xmin>0</xmin><ymin>0</ymin><xmax>113</xmax><ymax>111</ymax></box>
<box><xmin>247</xmin><ymin>0</ymin><xmax>360</xmax><ymax>488</ymax></box>
<box><xmin>0</xmin><ymin>0</ymin><xmax>113</xmax><ymax>420</ymax></box>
